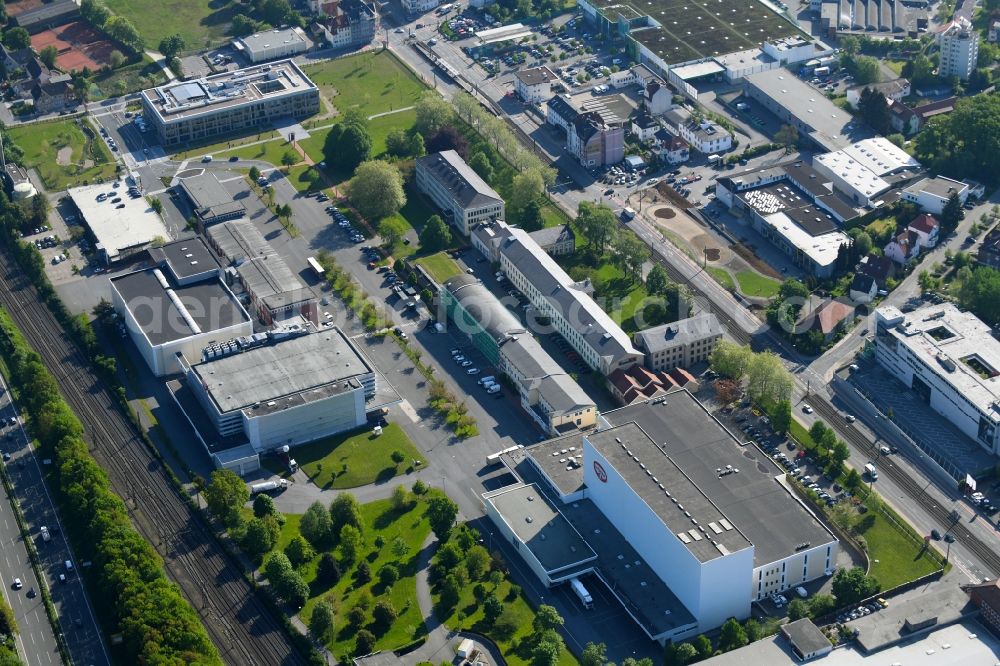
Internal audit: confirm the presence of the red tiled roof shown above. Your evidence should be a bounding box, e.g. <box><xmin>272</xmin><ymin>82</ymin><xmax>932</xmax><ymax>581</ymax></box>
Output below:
<box><xmin>909</xmin><ymin>214</ymin><xmax>939</xmax><ymax>235</ymax></box>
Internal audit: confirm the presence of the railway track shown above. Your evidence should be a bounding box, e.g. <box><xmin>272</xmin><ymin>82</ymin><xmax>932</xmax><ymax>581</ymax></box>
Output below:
<box><xmin>809</xmin><ymin>395</ymin><xmax>1000</xmax><ymax>576</ymax></box>
<box><xmin>0</xmin><ymin>250</ymin><xmax>306</xmax><ymax>666</ymax></box>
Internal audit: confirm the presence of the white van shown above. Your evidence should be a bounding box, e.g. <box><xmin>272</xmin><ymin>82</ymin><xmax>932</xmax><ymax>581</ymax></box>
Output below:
<box><xmin>478</xmin><ymin>376</ymin><xmax>496</xmax><ymax>386</ymax></box>
<box><xmin>40</xmin><ymin>526</ymin><xmax>50</xmax><ymax>542</ymax></box>
<box><xmin>487</xmin><ymin>384</ymin><xmax>501</xmax><ymax>394</ymax></box>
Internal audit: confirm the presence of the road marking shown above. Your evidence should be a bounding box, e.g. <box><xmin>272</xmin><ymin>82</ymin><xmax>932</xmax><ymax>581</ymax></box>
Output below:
<box><xmin>398</xmin><ymin>400</ymin><xmax>419</xmax><ymax>423</ymax></box>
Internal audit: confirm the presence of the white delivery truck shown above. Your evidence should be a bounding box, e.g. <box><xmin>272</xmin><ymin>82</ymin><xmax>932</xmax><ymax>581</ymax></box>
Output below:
<box><xmin>570</xmin><ymin>578</ymin><xmax>593</xmax><ymax>609</ymax></box>
<box><xmin>248</xmin><ymin>478</ymin><xmax>289</xmax><ymax>495</ymax></box>
<box><xmin>864</xmin><ymin>463</ymin><xmax>878</xmax><ymax>481</ymax></box>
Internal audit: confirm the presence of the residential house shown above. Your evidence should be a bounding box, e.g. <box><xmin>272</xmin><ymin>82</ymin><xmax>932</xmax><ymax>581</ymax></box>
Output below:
<box><xmin>938</xmin><ymin>17</ymin><xmax>979</xmax><ymax>81</ymax></box>
<box><xmin>609</xmin><ymin>68</ymin><xmax>637</xmax><ymax>89</ymax></box>
<box><xmin>415</xmin><ymin>150</ymin><xmax>505</xmax><ymax>236</ymax></box>
<box><xmin>652</xmin><ymin>129</ymin><xmax>689</xmax><ymax>164</ymax></box>
<box><xmin>31</xmin><ymin>73</ymin><xmax>72</xmax><ymax>114</ymax></box>
<box><xmin>662</xmin><ymin>107</ymin><xmax>732</xmax><ymax>154</ymax></box>
<box><xmin>913</xmin><ymin>97</ymin><xmax>957</xmax><ymax>128</ymax></box>
<box><xmin>528</xmin><ymin>224</ymin><xmax>575</xmax><ymax>256</ymax></box>
<box><xmin>977</xmin><ymin>227</ymin><xmax>1000</xmax><ymax>270</ymax></box>
<box><xmin>856</xmin><ymin>253</ymin><xmax>895</xmax><ymax>288</ymax></box>
<box><xmin>845</xmin><ymin>78</ymin><xmax>911</xmax><ymax>108</ymax></box>
<box><xmin>799</xmin><ymin>298</ymin><xmax>855</xmax><ymax>341</ymax></box>
<box><xmin>848</xmin><ymin>273</ymin><xmax>878</xmax><ymax>304</ymax></box>
<box><xmin>889</xmin><ymin>100</ymin><xmax>919</xmax><ymax>136</ymax></box>
<box><xmin>631</xmin><ymin>111</ymin><xmax>659</xmax><ymax>142</ymax></box>
<box><xmin>643</xmin><ymin>80</ymin><xmax>673</xmax><ymax>116</ymax></box>
<box><xmin>608</xmin><ymin>364</ymin><xmax>675</xmax><ymax>405</ymax></box>
<box><xmin>309</xmin><ymin>0</ymin><xmax>377</xmax><ymax>51</ymax></box>
<box><xmin>884</xmin><ymin>229</ymin><xmax>922</xmax><ymax>264</ymax></box>
<box><xmin>567</xmin><ymin>111</ymin><xmax>624</xmax><ymax>167</ymax></box>
<box><xmin>514</xmin><ymin>67</ymin><xmax>556</xmax><ymax>104</ymax></box>
<box><xmin>907</xmin><ymin>213</ymin><xmax>940</xmax><ymax>249</ymax></box>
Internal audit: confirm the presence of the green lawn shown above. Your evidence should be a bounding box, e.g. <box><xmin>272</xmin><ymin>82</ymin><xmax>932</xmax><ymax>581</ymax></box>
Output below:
<box><xmin>172</xmin><ymin>130</ymin><xmax>282</xmax><ymax>160</ymax></box>
<box><xmin>214</xmin><ymin>136</ymin><xmax>298</xmax><ymax>166</ymax></box>
<box><xmin>89</xmin><ymin>56</ymin><xmax>168</xmax><ymax>101</ymax></box>
<box><xmin>707</xmin><ymin>266</ymin><xmax>736</xmax><ymax>292</ymax></box>
<box><xmin>416</xmin><ymin>252</ymin><xmax>463</xmax><ymax>283</ymax></box>
<box><xmin>852</xmin><ymin>509</ymin><xmax>941</xmax><ymax>589</ymax></box>
<box><xmin>8</xmin><ymin>119</ymin><xmax>117</xmax><ymax>190</ymax></box>
<box><xmin>271</xmin><ymin>497</ymin><xmax>433</xmax><ymax>659</ymax></box>
<box><xmin>735</xmin><ymin>270</ymin><xmax>780</xmax><ymax>298</ymax></box>
<box><xmin>302</xmin><ymin>51</ymin><xmax>428</xmax><ymax>119</ymax></box>
<box><xmin>103</xmin><ymin>0</ymin><xmax>239</xmax><ymax>50</ymax></box>
<box><xmin>271</xmin><ymin>424</ymin><xmax>424</xmax><ymax>489</ymax></box>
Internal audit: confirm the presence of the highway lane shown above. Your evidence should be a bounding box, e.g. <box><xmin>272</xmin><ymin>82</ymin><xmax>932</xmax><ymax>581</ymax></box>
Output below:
<box><xmin>0</xmin><ymin>374</ymin><xmax>110</xmax><ymax>666</ymax></box>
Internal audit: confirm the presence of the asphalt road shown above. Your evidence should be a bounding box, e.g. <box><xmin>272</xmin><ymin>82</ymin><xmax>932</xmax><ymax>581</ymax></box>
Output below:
<box><xmin>0</xmin><ymin>374</ymin><xmax>109</xmax><ymax>666</ymax></box>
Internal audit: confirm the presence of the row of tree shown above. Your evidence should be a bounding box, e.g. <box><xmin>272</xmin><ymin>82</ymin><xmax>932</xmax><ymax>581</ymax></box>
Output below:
<box><xmin>80</xmin><ymin>0</ymin><xmax>144</xmax><ymax>54</ymax></box>
<box><xmin>0</xmin><ymin>309</ymin><xmax>221</xmax><ymax>664</ymax></box>
<box><xmin>710</xmin><ymin>340</ymin><xmax>794</xmax><ymax>409</ymax></box>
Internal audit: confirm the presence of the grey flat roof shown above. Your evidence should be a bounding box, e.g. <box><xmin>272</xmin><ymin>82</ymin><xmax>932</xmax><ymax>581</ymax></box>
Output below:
<box><xmin>905</xmin><ymin>175</ymin><xmax>967</xmax><ymax>199</ymax></box>
<box><xmin>147</xmin><ymin>236</ymin><xmax>219</xmax><ymax>281</ymax></box>
<box><xmin>603</xmin><ymin>390</ymin><xmax>836</xmax><ymax>566</ymax></box>
<box><xmin>191</xmin><ymin>328</ymin><xmax>373</xmax><ymax>414</ymax></box>
<box><xmin>737</xmin><ymin>179</ymin><xmax>840</xmax><ymax>236</ymax></box>
<box><xmin>238</xmin><ymin>27</ymin><xmax>307</xmax><ymax>54</ymax></box>
<box><xmin>416</xmin><ymin>150</ymin><xmax>503</xmax><ymax>210</ymax></box>
<box><xmin>112</xmin><ymin>269</ymin><xmax>248</xmax><ymax>345</ymax></box>
<box><xmin>781</xmin><ymin>619</ymin><xmax>830</xmax><ymax>656</ymax></box>
<box><xmin>511</xmin><ymin>434</ymin><xmax>587</xmax><ymax>496</ymax></box>
<box><xmin>68</xmin><ymin>182</ymin><xmax>172</xmax><ymax>261</ymax></box>
<box><xmin>179</xmin><ymin>172</ymin><xmax>246</xmax><ymax>221</ymax></box>
<box><xmin>206</xmin><ymin>220</ymin><xmax>308</xmax><ymax>306</ymax></box>
<box><xmin>634</xmin><ymin>313</ymin><xmax>722</xmax><ymax>354</ymax></box>
<box><xmin>515</xmin><ymin>66</ymin><xmax>555</xmax><ymax>86</ymax></box>
<box><xmin>486</xmin><ymin>484</ymin><xmax>596</xmax><ymax>574</ymax></box>
<box><xmin>851</xmin><ymin>581</ymin><xmax>975</xmax><ymax>653</ymax></box>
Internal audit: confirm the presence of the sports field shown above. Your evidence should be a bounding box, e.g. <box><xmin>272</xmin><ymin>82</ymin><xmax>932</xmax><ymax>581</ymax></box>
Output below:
<box><xmin>594</xmin><ymin>0</ymin><xmax>800</xmax><ymax>64</ymax></box>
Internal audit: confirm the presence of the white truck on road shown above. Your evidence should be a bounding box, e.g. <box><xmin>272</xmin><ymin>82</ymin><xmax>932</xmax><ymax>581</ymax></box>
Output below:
<box><xmin>248</xmin><ymin>478</ymin><xmax>289</xmax><ymax>495</ymax></box>
<box><xmin>570</xmin><ymin>578</ymin><xmax>593</xmax><ymax>609</ymax></box>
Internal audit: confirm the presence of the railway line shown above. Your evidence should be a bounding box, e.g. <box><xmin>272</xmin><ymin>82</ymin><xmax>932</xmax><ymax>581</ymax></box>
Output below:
<box><xmin>809</xmin><ymin>394</ymin><xmax>1000</xmax><ymax>576</ymax></box>
<box><xmin>0</xmin><ymin>249</ymin><xmax>306</xmax><ymax>666</ymax></box>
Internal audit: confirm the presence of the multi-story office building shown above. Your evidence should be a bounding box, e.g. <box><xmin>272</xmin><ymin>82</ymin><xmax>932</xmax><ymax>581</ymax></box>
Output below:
<box><xmin>415</xmin><ymin>150</ymin><xmax>505</xmax><ymax>236</ymax></box>
<box><xmin>141</xmin><ymin>60</ymin><xmax>320</xmax><ymax>146</ymax></box>
<box><xmin>875</xmin><ymin>303</ymin><xmax>1000</xmax><ymax>455</ymax></box>
<box><xmin>634</xmin><ymin>313</ymin><xmax>723</xmax><ymax>372</ymax></box>
<box><xmin>938</xmin><ymin>17</ymin><xmax>979</xmax><ymax>81</ymax></box>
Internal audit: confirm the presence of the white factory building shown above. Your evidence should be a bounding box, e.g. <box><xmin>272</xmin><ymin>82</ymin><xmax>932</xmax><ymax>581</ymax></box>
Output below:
<box><xmin>68</xmin><ymin>180</ymin><xmax>173</xmax><ymax>265</ymax></box>
<box><xmin>180</xmin><ymin>327</ymin><xmax>377</xmax><ymax>454</ymax></box>
<box><xmin>233</xmin><ymin>27</ymin><xmax>309</xmax><ymax>63</ymax></box>
<box><xmin>110</xmin><ymin>237</ymin><xmax>253</xmax><ymax>377</ymax></box>
<box><xmin>812</xmin><ymin>137</ymin><xmax>921</xmax><ymax>207</ymax></box>
<box><xmin>487</xmin><ymin>390</ymin><xmax>838</xmax><ymax>642</ymax></box>
<box><xmin>876</xmin><ymin>303</ymin><xmax>1000</xmax><ymax>456</ymax></box>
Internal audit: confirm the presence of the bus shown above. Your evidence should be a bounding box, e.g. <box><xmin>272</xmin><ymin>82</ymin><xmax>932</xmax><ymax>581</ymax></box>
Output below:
<box><xmin>307</xmin><ymin>256</ymin><xmax>325</xmax><ymax>279</ymax></box>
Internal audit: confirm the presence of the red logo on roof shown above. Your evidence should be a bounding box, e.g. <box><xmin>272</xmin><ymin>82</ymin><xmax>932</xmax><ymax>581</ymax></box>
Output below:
<box><xmin>593</xmin><ymin>460</ymin><xmax>608</xmax><ymax>483</ymax></box>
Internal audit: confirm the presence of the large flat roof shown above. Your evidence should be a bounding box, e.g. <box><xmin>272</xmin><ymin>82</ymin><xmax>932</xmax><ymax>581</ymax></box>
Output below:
<box><xmin>112</xmin><ymin>268</ymin><xmax>248</xmax><ymax>345</ymax></box>
<box><xmin>237</xmin><ymin>27</ymin><xmax>307</xmax><ymax>55</ymax></box>
<box><xmin>178</xmin><ymin>171</ymin><xmax>246</xmax><ymax>221</ymax></box>
<box><xmin>603</xmin><ymin>391</ymin><xmax>836</xmax><ymax>566</ymax></box>
<box><xmin>763</xmin><ymin>211</ymin><xmax>848</xmax><ymax>269</ymax></box>
<box><xmin>191</xmin><ymin>328</ymin><xmax>373</xmax><ymax>414</ymax></box>
<box><xmin>485</xmin><ymin>484</ymin><xmax>596</xmax><ymax>574</ymax></box>
<box><xmin>514</xmin><ymin>433</ymin><xmax>587</xmax><ymax>497</ymax></box>
<box><xmin>68</xmin><ymin>182</ymin><xmax>171</xmax><ymax>262</ymax></box>
<box><xmin>141</xmin><ymin>60</ymin><xmax>316</xmax><ymax>124</ymax></box>
<box><xmin>147</xmin><ymin>236</ymin><xmax>219</xmax><ymax>281</ymax></box>
<box><xmin>877</xmin><ymin>303</ymin><xmax>1000</xmax><ymax>421</ymax></box>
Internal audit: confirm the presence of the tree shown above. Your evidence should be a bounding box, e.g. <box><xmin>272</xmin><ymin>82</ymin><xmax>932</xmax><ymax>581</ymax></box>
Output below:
<box><xmin>437</xmin><ymin>574</ymin><xmax>462</xmax><ymax>611</ymax></box>
<box><xmin>3</xmin><ymin>28</ymin><xmax>30</xmax><ymax>50</ymax></box>
<box><xmin>426</xmin><ymin>495</ymin><xmax>459</xmax><ymax>542</ymax></box>
<box><xmin>747</xmin><ymin>351</ymin><xmax>793</xmax><ymax>405</ymax></box>
<box><xmin>808</xmin><ymin>593</ymin><xmax>837</xmax><ymax>618</ymax></box>
<box><xmin>581</xmin><ymin>642</ymin><xmax>608</xmax><ymax>666</ymax></box>
<box><xmin>646</xmin><ymin>264</ymin><xmax>670</xmax><ymax>296</ymax></box>
<box><xmin>316</xmin><ymin>552</ymin><xmax>341</xmax><ymax>587</ymax></box>
<box><xmin>104</xmin><ymin>15</ymin><xmax>144</xmax><ymax>52</ymax></box>
<box><xmin>109</xmin><ymin>50</ymin><xmax>126</xmax><ymax>69</ymax></box>
<box><xmin>419</xmin><ymin>214</ymin><xmax>452</xmax><ymax>252</ymax></box>
<box><xmin>612</xmin><ymin>232</ymin><xmax>650</xmax><ymax>282</ymax></box>
<box><xmin>483</xmin><ymin>594</ymin><xmax>504</xmax><ymax>627</ymax></box>
<box><xmin>281</xmin><ymin>150</ymin><xmax>297</xmax><ymax>169</ymax></box>
<box><xmin>300</xmin><ymin>500</ymin><xmax>333</xmax><ymax>546</ymax></box>
<box><xmin>230</xmin><ymin>14</ymin><xmax>265</xmax><ymax>37</ymax></box>
<box><xmin>329</xmin><ymin>493</ymin><xmax>362</xmax><ymax>533</ymax></box>
<box><xmin>372</xmin><ymin>599</ymin><xmax>397</xmax><ymax>628</ymax></box>
<box><xmin>941</xmin><ymin>191</ymin><xmax>963</xmax><ymax>233</ymax></box>
<box><xmin>850</xmin><ymin>55</ymin><xmax>880</xmax><ymax>85</ymax></box>
<box><xmin>916</xmin><ymin>94</ymin><xmax>1000</xmax><ymax>180</ymax></box>
<box><xmin>407</xmin><ymin>131</ymin><xmax>426</xmax><ymax>158</ymax></box>
<box><xmin>39</xmin><ymin>45</ymin><xmax>58</xmax><ymax>69</ymax></box>
<box><xmin>249</xmin><ymin>166</ymin><xmax>261</xmax><ymax>182</ymax></box>
<box><xmin>355</xmin><ymin>629</ymin><xmax>376</xmax><ymax>656</ymax></box>
<box><xmin>832</xmin><ymin>567</ymin><xmax>881</xmax><ymax>605</ymax></box>
<box><xmin>810</xmin><ymin>421</ymin><xmax>828</xmax><ymax>443</ymax></box>
<box><xmin>415</xmin><ymin>92</ymin><xmax>454</xmax><ymax>137</ymax></box>
<box><xmin>158</xmin><ymin>34</ymin><xmax>185</xmax><ymax>61</ymax></box>
<box><xmin>465</xmin><ymin>545</ymin><xmax>490</xmax><ymax>580</ymax></box>
<box><xmin>532</xmin><ymin>604</ymin><xmax>564</xmax><ymax>634</ymax></box>
<box><xmin>857</xmin><ymin>87</ymin><xmax>891</xmax><ymax>134</ymax></box>
<box><xmin>338</xmin><ymin>523</ymin><xmax>363</xmax><ymax>564</ymax></box>
<box><xmin>692</xmin><ymin>634</ymin><xmax>713</xmax><ymax>660</ymax></box>
<box><xmin>788</xmin><ymin>598</ymin><xmax>810</xmax><ymax>620</ymax></box>
<box><xmin>744</xmin><ymin>618</ymin><xmax>763</xmax><ymax>642</ymax></box>
<box><xmin>260</xmin><ymin>0</ymin><xmax>299</xmax><ymax>26</ymax></box>
<box><xmin>520</xmin><ymin>199</ymin><xmax>545</xmax><ymax>232</ymax></box>
<box><xmin>386</xmin><ymin>128</ymin><xmax>423</xmax><ymax>158</ymax></box>
<box><xmin>377</xmin><ymin>217</ymin><xmax>409</xmax><ymax>249</ymax></box>
<box><xmin>509</xmin><ymin>169</ymin><xmax>545</xmax><ymax>217</ymax></box>
<box><xmin>425</xmin><ymin>126</ymin><xmax>468</xmax><ymax>158</ymax></box>
<box><xmin>252</xmin><ymin>493</ymin><xmax>275</xmax><ymax>519</ymax></box>
<box><xmin>284</xmin><ymin>536</ymin><xmax>315</xmax><ymax>567</ymax></box>
<box><xmin>774</xmin><ymin>124</ymin><xmax>799</xmax><ymax>153</ymax></box>
<box><xmin>325</xmin><ymin>117</ymin><xmax>372</xmax><ymax>171</ymax></box>
<box><xmin>204</xmin><ymin>470</ymin><xmax>249</xmax><ymax>528</ymax></box>
<box><xmin>853</xmin><ymin>230</ymin><xmax>873</xmax><ymax>257</ymax></box>
<box><xmin>719</xmin><ymin>618</ymin><xmax>748</xmax><ymax>651</ymax></box>
<box><xmin>532</xmin><ymin>630</ymin><xmax>563</xmax><ymax>666</ymax></box>
<box><xmin>664</xmin><ymin>642</ymin><xmax>698</xmax><ymax>666</ymax></box>
<box><xmin>710</xmin><ymin>341</ymin><xmax>753</xmax><ymax>381</ymax></box>
<box><xmin>348</xmin><ymin>160</ymin><xmax>406</xmax><ymax>221</ymax></box>
<box><xmin>840</xmin><ymin>35</ymin><xmax>860</xmax><ymax>56</ymax></box>
<box><xmin>771</xmin><ymin>399</ymin><xmax>791</xmax><ymax>435</ymax></box>
<box><xmin>958</xmin><ymin>266</ymin><xmax>1000</xmax><ymax>325</ymax></box>
<box><xmin>149</xmin><ymin>197</ymin><xmax>164</xmax><ymax>215</ymax></box>
<box><xmin>832</xmin><ymin>440</ymin><xmax>851</xmax><ymax>464</ymax></box>
<box><xmin>469</xmin><ymin>151</ymin><xmax>494</xmax><ymax>183</ymax></box>
<box><xmin>309</xmin><ymin>600</ymin><xmax>335</xmax><ymax>643</ymax></box>
<box><xmin>577</xmin><ymin>202</ymin><xmax>618</xmax><ymax>254</ymax></box>
<box><xmin>844</xmin><ymin>467</ymin><xmax>862</xmax><ymax>490</ymax></box>
<box><xmin>241</xmin><ymin>515</ymin><xmax>279</xmax><ymax>558</ymax></box>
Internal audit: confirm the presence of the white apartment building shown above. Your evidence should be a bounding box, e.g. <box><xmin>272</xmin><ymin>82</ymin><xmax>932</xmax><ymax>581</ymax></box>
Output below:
<box><xmin>415</xmin><ymin>150</ymin><xmax>505</xmax><ymax>236</ymax></box>
<box><xmin>938</xmin><ymin>17</ymin><xmax>979</xmax><ymax>81</ymax></box>
<box><xmin>662</xmin><ymin>107</ymin><xmax>732</xmax><ymax>154</ymax></box>
<box><xmin>514</xmin><ymin>66</ymin><xmax>556</xmax><ymax>103</ymax></box>
<box><xmin>875</xmin><ymin>304</ymin><xmax>1000</xmax><ymax>455</ymax></box>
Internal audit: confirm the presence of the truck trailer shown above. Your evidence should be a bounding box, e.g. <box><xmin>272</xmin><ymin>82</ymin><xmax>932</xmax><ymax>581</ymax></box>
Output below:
<box><xmin>570</xmin><ymin>578</ymin><xmax>593</xmax><ymax>609</ymax></box>
<box><xmin>249</xmin><ymin>478</ymin><xmax>289</xmax><ymax>495</ymax></box>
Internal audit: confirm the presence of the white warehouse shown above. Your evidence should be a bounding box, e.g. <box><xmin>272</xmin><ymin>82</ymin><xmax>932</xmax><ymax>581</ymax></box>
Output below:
<box><xmin>875</xmin><ymin>303</ymin><xmax>1000</xmax><ymax>456</ymax></box>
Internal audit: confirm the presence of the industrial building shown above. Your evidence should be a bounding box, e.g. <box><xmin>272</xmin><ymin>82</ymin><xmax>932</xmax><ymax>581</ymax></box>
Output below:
<box><xmin>938</xmin><ymin>17</ymin><xmax>979</xmax><ymax>81</ymax></box>
<box><xmin>633</xmin><ymin>313</ymin><xmax>723</xmax><ymax>372</ymax></box>
<box><xmin>441</xmin><ymin>273</ymin><xmax>597</xmax><ymax>435</ymax></box>
<box><xmin>233</xmin><ymin>27</ymin><xmax>309</xmax><ymax>63</ymax></box>
<box><xmin>110</xmin><ymin>237</ymin><xmax>252</xmax><ymax>377</ymax></box>
<box><xmin>67</xmin><ymin>181</ymin><xmax>173</xmax><ymax>265</ymax></box>
<box><xmin>901</xmin><ymin>175</ymin><xmax>969</xmax><ymax>215</ymax></box>
<box><xmin>178</xmin><ymin>171</ymin><xmax>246</xmax><ymax>226</ymax></box>
<box><xmin>488</xmin><ymin>389</ymin><xmax>837</xmax><ymax>641</ymax></box>
<box><xmin>494</xmin><ymin>226</ymin><xmax>644</xmax><ymax>375</ymax></box>
<box><xmin>180</xmin><ymin>326</ymin><xmax>376</xmax><ymax>454</ymax></box>
<box><xmin>875</xmin><ymin>303</ymin><xmax>1000</xmax><ymax>456</ymax></box>
<box><xmin>812</xmin><ymin>137</ymin><xmax>921</xmax><ymax>207</ymax></box>
<box><xmin>205</xmin><ymin>220</ymin><xmax>319</xmax><ymax>325</ymax></box>
<box><xmin>141</xmin><ymin>60</ymin><xmax>320</xmax><ymax>146</ymax></box>
<box><xmin>415</xmin><ymin>151</ymin><xmax>505</xmax><ymax>236</ymax></box>
<box><xmin>744</xmin><ymin>69</ymin><xmax>869</xmax><ymax>152</ymax></box>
